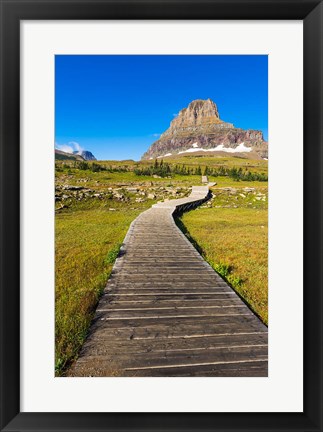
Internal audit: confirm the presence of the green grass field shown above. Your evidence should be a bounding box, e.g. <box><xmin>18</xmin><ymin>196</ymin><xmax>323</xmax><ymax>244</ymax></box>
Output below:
<box><xmin>55</xmin><ymin>200</ymin><xmax>152</xmax><ymax>374</ymax></box>
<box><xmin>179</xmin><ymin>191</ymin><xmax>268</xmax><ymax>324</ymax></box>
<box><xmin>55</xmin><ymin>155</ymin><xmax>268</xmax><ymax>375</ymax></box>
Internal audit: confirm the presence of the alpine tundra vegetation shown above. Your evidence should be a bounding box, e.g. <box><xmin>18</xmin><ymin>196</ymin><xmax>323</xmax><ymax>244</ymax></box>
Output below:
<box><xmin>55</xmin><ymin>147</ymin><xmax>268</xmax><ymax>375</ymax></box>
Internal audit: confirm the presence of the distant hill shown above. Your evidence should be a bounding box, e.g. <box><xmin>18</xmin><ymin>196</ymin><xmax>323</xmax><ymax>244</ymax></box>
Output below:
<box><xmin>142</xmin><ymin>99</ymin><xmax>268</xmax><ymax>160</ymax></box>
<box><xmin>55</xmin><ymin>149</ymin><xmax>97</xmax><ymax>161</ymax></box>
<box><xmin>55</xmin><ymin>149</ymin><xmax>85</xmax><ymax>161</ymax></box>
<box><xmin>73</xmin><ymin>150</ymin><xmax>97</xmax><ymax>161</ymax></box>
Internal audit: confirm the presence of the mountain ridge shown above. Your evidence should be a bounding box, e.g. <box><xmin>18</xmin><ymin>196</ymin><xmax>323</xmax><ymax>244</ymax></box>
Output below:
<box><xmin>73</xmin><ymin>150</ymin><xmax>97</xmax><ymax>161</ymax></box>
<box><xmin>142</xmin><ymin>99</ymin><xmax>268</xmax><ymax>160</ymax></box>
<box><xmin>55</xmin><ymin>149</ymin><xmax>97</xmax><ymax>161</ymax></box>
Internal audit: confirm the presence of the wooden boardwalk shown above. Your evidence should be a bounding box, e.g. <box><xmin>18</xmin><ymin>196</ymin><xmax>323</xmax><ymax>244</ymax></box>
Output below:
<box><xmin>70</xmin><ymin>186</ymin><xmax>268</xmax><ymax>377</ymax></box>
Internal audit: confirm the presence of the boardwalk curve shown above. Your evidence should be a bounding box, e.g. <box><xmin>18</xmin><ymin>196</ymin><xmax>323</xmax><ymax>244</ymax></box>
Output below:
<box><xmin>71</xmin><ymin>185</ymin><xmax>268</xmax><ymax>377</ymax></box>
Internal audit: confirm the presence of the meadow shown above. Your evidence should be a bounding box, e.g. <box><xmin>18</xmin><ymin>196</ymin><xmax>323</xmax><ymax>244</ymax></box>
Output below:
<box><xmin>55</xmin><ymin>200</ymin><xmax>153</xmax><ymax>374</ymax></box>
<box><xmin>55</xmin><ymin>155</ymin><xmax>268</xmax><ymax>375</ymax></box>
<box><xmin>179</xmin><ymin>187</ymin><xmax>268</xmax><ymax>324</ymax></box>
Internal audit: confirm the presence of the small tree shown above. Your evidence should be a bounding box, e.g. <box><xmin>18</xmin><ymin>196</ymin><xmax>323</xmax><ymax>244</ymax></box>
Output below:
<box><xmin>78</xmin><ymin>161</ymin><xmax>89</xmax><ymax>170</ymax></box>
<box><xmin>91</xmin><ymin>162</ymin><xmax>101</xmax><ymax>172</ymax></box>
<box><xmin>196</xmin><ymin>166</ymin><xmax>202</xmax><ymax>176</ymax></box>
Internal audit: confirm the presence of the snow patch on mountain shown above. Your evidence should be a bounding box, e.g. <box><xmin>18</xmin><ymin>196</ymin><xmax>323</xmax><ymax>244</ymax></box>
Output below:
<box><xmin>178</xmin><ymin>143</ymin><xmax>252</xmax><ymax>154</ymax></box>
<box><xmin>157</xmin><ymin>153</ymin><xmax>172</xmax><ymax>158</ymax></box>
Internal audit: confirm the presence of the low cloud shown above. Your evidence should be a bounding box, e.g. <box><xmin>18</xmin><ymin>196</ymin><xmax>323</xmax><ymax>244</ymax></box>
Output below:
<box><xmin>70</xmin><ymin>141</ymin><xmax>84</xmax><ymax>154</ymax></box>
<box><xmin>55</xmin><ymin>141</ymin><xmax>84</xmax><ymax>155</ymax></box>
<box><xmin>55</xmin><ymin>143</ymin><xmax>74</xmax><ymax>154</ymax></box>
<box><xmin>151</xmin><ymin>133</ymin><xmax>161</xmax><ymax>137</ymax></box>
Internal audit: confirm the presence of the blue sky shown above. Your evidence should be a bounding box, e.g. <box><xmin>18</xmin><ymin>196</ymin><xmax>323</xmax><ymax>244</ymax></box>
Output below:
<box><xmin>55</xmin><ymin>55</ymin><xmax>268</xmax><ymax>161</ymax></box>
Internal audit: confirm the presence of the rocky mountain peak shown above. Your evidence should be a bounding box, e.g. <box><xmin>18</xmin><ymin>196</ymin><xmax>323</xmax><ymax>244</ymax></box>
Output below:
<box><xmin>73</xmin><ymin>150</ymin><xmax>97</xmax><ymax>161</ymax></box>
<box><xmin>172</xmin><ymin>98</ymin><xmax>221</xmax><ymax>128</ymax></box>
<box><xmin>142</xmin><ymin>98</ymin><xmax>268</xmax><ymax>160</ymax></box>
<box><xmin>163</xmin><ymin>99</ymin><xmax>224</xmax><ymax>139</ymax></box>
<box><xmin>160</xmin><ymin>98</ymin><xmax>234</xmax><ymax>142</ymax></box>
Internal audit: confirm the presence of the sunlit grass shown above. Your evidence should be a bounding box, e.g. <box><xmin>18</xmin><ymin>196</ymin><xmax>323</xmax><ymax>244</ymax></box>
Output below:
<box><xmin>179</xmin><ymin>193</ymin><xmax>268</xmax><ymax>324</ymax></box>
<box><xmin>55</xmin><ymin>201</ymin><xmax>151</xmax><ymax>375</ymax></box>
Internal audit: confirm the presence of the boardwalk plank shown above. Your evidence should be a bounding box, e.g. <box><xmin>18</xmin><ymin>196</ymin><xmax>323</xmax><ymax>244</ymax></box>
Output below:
<box><xmin>76</xmin><ymin>346</ymin><xmax>268</xmax><ymax>367</ymax></box>
<box><xmin>79</xmin><ymin>333</ymin><xmax>268</xmax><ymax>356</ymax></box>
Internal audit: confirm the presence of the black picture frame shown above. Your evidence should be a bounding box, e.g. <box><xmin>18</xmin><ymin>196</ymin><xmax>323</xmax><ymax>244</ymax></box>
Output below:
<box><xmin>0</xmin><ymin>1</ymin><xmax>322</xmax><ymax>431</ymax></box>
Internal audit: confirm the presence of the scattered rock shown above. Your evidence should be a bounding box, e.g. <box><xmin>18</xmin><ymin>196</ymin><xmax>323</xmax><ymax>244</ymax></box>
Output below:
<box><xmin>55</xmin><ymin>203</ymin><xmax>67</xmax><ymax>211</ymax></box>
<box><xmin>113</xmin><ymin>193</ymin><xmax>124</xmax><ymax>200</ymax></box>
<box><xmin>62</xmin><ymin>185</ymin><xmax>83</xmax><ymax>191</ymax></box>
<box><xmin>244</xmin><ymin>187</ymin><xmax>256</xmax><ymax>192</ymax></box>
<box><xmin>126</xmin><ymin>187</ymin><xmax>138</xmax><ymax>193</ymax></box>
